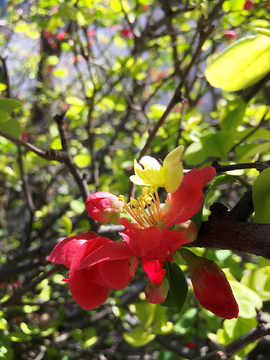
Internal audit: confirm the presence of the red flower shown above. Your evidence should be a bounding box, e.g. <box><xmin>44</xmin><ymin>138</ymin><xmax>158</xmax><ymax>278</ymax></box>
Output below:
<box><xmin>57</xmin><ymin>31</ymin><xmax>66</xmax><ymax>41</ymax></box>
<box><xmin>120</xmin><ymin>166</ymin><xmax>216</xmax><ymax>261</ymax></box>
<box><xmin>87</xmin><ymin>29</ymin><xmax>96</xmax><ymax>37</ymax></box>
<box><xmin>49</xmin><ymin>232</ymin><xmax>139</xmax><ymax>309</ymax></box>
<box><xmin>85</xmin><ymin>191</ymin><xmax>124</xmax><ymax>224</ymax></box>
<box><xmin>244</xmin><ymin>0</ymin><xmax>253</xmax><ymax>10</ymax></box>
<box><xmin>181</xmin><ymin>249</ymin><xmax>239</xmax><ymax>319</ymax></box>
<box><xmin>120</xmin><ymin>28</ymin><xmax>134</xmax><ymax>39</ymax></box>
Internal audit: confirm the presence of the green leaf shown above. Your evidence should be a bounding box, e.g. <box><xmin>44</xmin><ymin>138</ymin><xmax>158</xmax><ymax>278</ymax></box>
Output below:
<box><xmin>61</xmin><ymin>215</ymin><xmax>72</xmax><ymax>235</ymax></box>
<box><xmin>84</xmin><ymin>327</ymin><xmax>98</xmax><ymax>348</ymax></box>
<box><xmin>241</xmin><ymin>266</ymin><xmax>270</xmax><ymax>301</ymax></box>
<box><xmin>205</xmin><ymin>35</ymin><xmax>270</xmax><ymax>91</ymax></box>
<box><xmin>218</xmin><ymin>97</ymin><xmax>246</xmax><ymax>132</ymax></box>
<box><xmin>20</xmin><ymin>322</ymin><xmax>39</xmax><ymax>335</ymax></box>
<box><xmin>0</xmin><ymin>119</ymin><xmax>22</xmax><ymax>138</ymax></box>
<box><xmin>129</xmin><ymin>302</ymin><xmax>156</xmax><ymax>328</ymax></box>
<box><xmin>0</xmin><ymin>109</ymin><xmax>10</xmax><ymax>123</ymax></box>
<box><xmin>184</xmin><ymin>131</ymin><xmax>234</xmax><ymax>165</ymax></box>
<box><xmin>73</xmin><ymin>154</ymin><xmax>91</xmax><ymax>168</ymax></box>
<box><xmin>256</xmin><ymin>28</ymin><xmax>270</xmax><ymax>38</ymax></box>
<box><xmin>206</xmin><ymin>174</ymin><xmax>237</xmax><ymax>202</ymax></box>
<box><xmin>0</xmin><ymin>99</ymin><xmax>22</xmax><ymax>115</ymax></box>
<box><xmin>223</xmin><ymin>317</ymin><xmax>257</xmax><ymax>359</ymax></box>
<box><xmin>161</xmin><ymin>261</ymin><xmax>188</xmax><ymax>313</ymax></box>
<box><xmin>151</xmin><ymin>305</ymin><xmax>173</xmax><ymax>335</ymax></box>
<box><xmin>253</xmin><ymin>167</ymin><xmax>270</xmax><ymax>223</ymax></box>
<box><xmin>70</xmin><ymin>199</ymin><xmax>85</xmax><ymax>214</ymax></box>
<box><xmin>229</xmin><ymin>281</ymin><xmax>263</xmax><ymax>318</ymax></box>
<box><xmin>123</xmin><ymin>326</ymin><xmax>155</xmax><ymax>347</ymax></box>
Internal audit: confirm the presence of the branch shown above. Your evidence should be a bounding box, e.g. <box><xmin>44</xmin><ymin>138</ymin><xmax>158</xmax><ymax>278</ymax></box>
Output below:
<box><xmin>212</xmin><ymin>161</ymin><xmax>269</xmax><ymax>173</ymax></box>
<box><xmin>191</xmin><ymin>203</ymin><xmax>270</xmax><ymax>260</ymax></box>
<box><xmin>193</xmin><ymin>322</ymin><xmax>270</xmax><ymax>360</ymax></box>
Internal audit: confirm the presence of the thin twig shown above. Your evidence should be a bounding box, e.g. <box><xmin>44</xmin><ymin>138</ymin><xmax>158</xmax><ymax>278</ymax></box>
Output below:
<box><xmin>0</xmin><ymin>264</ymin><xmax>64</xmax><ymax>309</ymax></box>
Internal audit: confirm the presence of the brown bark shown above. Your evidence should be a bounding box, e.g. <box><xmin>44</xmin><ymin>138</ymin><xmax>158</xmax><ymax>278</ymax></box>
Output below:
<box><xmin>192</xmin><ymin>203</ymin><xmax>270</xmax><ymax>260</ymax></box>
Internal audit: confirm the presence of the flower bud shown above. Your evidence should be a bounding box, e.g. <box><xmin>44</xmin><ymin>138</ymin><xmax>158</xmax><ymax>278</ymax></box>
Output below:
<box><xmin>174</xmin><ymin>220</ymin><xmax>197</xmax><ymax>242</ymax></box>
<box><xmin>85</xmin><ymin>191</ymin><xmax>124</xmax><ymax>224</ymax></box>
<box><xmin>145</xmin><ymin>276</ymin><xmax>169</xmax><ymax>304</ymax></box>
<box><xmin>181</xmin><ymin>249</ymin><xmax>239</xmax><ymax>319</ymax></box>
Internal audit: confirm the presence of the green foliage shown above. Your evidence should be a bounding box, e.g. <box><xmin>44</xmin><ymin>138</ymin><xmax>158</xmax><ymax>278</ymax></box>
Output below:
<box><xmin>161</xmin><ymin>261</ymin><xmax>188</xmax><ymax>313</ymax></box>
<box><xmin>253</xmin><ymin>167</ymin><xmax>270</xmax><ymax>223</ymax></box>
<box><xmin>205</xmin><ymin>35</ymin><xmax>270</xmax><ymax>91</ymax></box>
<box><xmin>1</xmin><ymin>0</ymin><xmax>270</xmax><ymax>359</ymax></box>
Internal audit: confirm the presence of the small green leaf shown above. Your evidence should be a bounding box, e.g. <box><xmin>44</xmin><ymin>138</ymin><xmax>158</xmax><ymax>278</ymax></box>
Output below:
<box><xmin>61</xmin><ymin>215</ymin><xmax>72</xmax><ymax>235</ymax></box>
<box><xmin>20</xmin><ymin>322</ymin><xmax>39</xmax><ymax>335</ymax></box>
<box><xmin>129</xmin><ymin>302</ymin><xmax>156</xmax><ymax>328</ymax></box>
<box><xmin>206</xmin><ymin>174</ymin><xmax>237</xmax><ymax>202</ymax></box>
<box><xmin>0</xmin><ymin>119</ymin><xmax>22</xmax><ymax>138</ymax></box>
<box><xmin>0</xmin><ymin>99</ymin><xmax>22</xmax><ymax>115</ymax></box>
<box><xmin>161</xmin><ymin>261</ymin><xmax>188</xmax><ymax>313</ymax></box>
<box><xmin>241</xmin><ymin>266</ymin><xmax>270</xmax><ymax>301</ymax></box>
<box><xmin>123</xmin><ymin>327</ymin><xmax>155</xmax><ymax>347</ymax></box>
<box><xmin>74</xmin><ymin>154</ymin><xmax>91</xmax><ymax>168</ymax></box>
<box><xmin>223</xmin><ymin>317</ymin><xmax>257</xmax><ymax>359</ymax></box>
<box><xmin>229</xmin><ymin>281</ymin><xmax>262</xmax><ymax>318</ymax></box>
<box><xmin>255</xmin><ymin>28</ymin><xmax>270</xmax><ymax>38</ymax></box>
<box><xmin>0</xmin><ymin>109</ymin><xmax>10</xmax><ymax>123</ymax></box>
<box><xmin>218</xmin><ymin>97</ymin><xmax>246</xmax><ymax>132</ymax></box>
<box><xmin>205</xmin><ymin>35</ymin><xmax>270</xmax><ymax>91</ymax></box>
<box><xmin>253</xmin><ymin>167</ymin><xmax>270</xmax><ymax>223</ymax></box>
<box><xmin>70</xmin><ymin>199</ymin><xmax>85</xmax><ymax>214</ymax></box>
<box><xmin>151</xmin><ymin>305</ymin><xmax>173</xmax><ymax>334</ymax></box>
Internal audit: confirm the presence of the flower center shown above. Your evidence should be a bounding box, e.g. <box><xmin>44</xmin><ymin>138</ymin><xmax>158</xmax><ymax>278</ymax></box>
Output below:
<box><xmin>119</xmin><ymin>187</ymin><xmax>163</xmax><ymax>229</ymax></box>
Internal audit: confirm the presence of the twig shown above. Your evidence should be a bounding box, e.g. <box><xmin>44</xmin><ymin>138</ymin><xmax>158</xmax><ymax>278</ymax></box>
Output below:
<box><xmin>0</xmin><ymin>264</ymin><xmax>63</xmax><ymax>309</ymax></box>
<box><xmin>212</xmin><ymin>160</ymin><xmax>269</xmax><ymax>173</ymax></box>
<box><xmin>138</xmin><ymin>24</ymin><xmax>215</xmax><ymax>161</ymax></box>
<box><xmin>0</xmin><ymin>55</ymin><xmax>11</xmax><ymax>98</ymax></box>
<box><xmin>193</xmin><ymin>322</ymin><xmax>270</xmax><ymax>360</ymax></box>
<box><xmin>230</xmin><ymin>108</ymin><xmax>270</xmax><ymax>154</ymax></box>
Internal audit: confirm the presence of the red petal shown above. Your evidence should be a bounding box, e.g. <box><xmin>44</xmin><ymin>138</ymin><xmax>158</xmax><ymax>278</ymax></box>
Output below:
<box><xmin>99</xmin><ymin>258</ymin><xmax>132</xmax><ymax>289</ymax></box>
<box><xmin>163</xmin><ymin>166</ymin><xmax>216</xmax><ymax>227</ymax></box>
<box><xmin>69</xmin><ymin>268</ymin><xmax>110</xmax><ymax>310</ymax></box>
<box><xmin>120</xmin><ymin>218</ymin><xmax>190</xmax><ymax>261</ymax></box>
<box><xmin>76</xmin><ymin>240</ymin><xmax>135</xmax><ymax>270</ymax></box>
<box><xmin>48</xmin><ymin>232</ymin><xmax>101</xmax><ymax>268</ymax></box>
<box><xmin>142</xmin><ymin>260</ymin><xmax>166</xmax><ymax>285</ymax></box>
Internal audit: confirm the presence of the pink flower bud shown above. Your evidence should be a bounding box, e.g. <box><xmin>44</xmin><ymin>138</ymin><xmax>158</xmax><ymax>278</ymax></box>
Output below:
<box><xmin>85</xmin><ymin>191</ymin><xmax>123</xmax><ymax>224</ymax></box>
<box><xmin>223</xmin><ymin>30</ymin><xmax>237</xmax><ymax>40</ymax></box>
<box><xmin>145</xmin><ymin>276</ymin><xmax>169</xmax><ymax>304</ymax></box>
<box><xmin>181</xmin><ymin>249</ymin><xmax>239</xmax><ymax>319</ymax></box>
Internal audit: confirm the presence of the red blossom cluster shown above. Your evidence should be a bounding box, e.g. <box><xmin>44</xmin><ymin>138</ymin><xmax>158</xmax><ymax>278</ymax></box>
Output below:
<box><xmin>49</xmin><ymin>149</ymin><xmax>238</xmax><ymax>319</ymax></box>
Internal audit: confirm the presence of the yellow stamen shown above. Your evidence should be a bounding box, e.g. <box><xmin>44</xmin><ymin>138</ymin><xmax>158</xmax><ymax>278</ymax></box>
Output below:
<box><xmin>119</xmin><ymin>187</ymin><xmax>163</xmax><ymax>229</ymax></box>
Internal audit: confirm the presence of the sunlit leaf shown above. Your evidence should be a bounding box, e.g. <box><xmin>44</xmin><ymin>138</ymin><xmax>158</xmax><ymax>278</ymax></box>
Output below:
<box><xmin>253</xmin><ymin>167</ymin><xmax>270</xmax><ymax>224</ymax></box>
<box><xmin>241</xmin><ymin>266</ymin><xmax>270</xmax><ymax>301</ymax></box>
<box><xmin>205</xmin><ymin>35</ymin><xmax>270</xmax><ymax>91</ymax></box>
<box><xmin>0</xmin><ymin>99</ymin><xmax>22</xmax><ymax>115</ymax></box>
<box><xmin>229</xmin><ymin>281</ymin><xmax>263</xmax><ymax>318</ymax></box>
<box><xmin>123</xmin><ymin>327</ymin><xmax>155</xmax><ymax>347</ymax></box>
<box><xmin>0</xmin><ymin>119</ymin><xmax>22</xmax><ymax>138</ymax></box>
